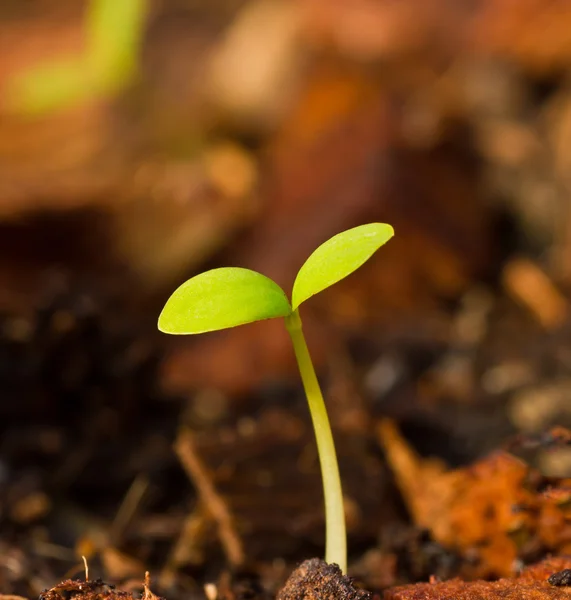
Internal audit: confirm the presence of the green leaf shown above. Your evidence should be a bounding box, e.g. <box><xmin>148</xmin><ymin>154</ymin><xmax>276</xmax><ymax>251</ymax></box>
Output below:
<box><xmin>158</xmin><ymin>267</ymin><xmax>291</xmax><ymax>335</ymax></box>
<box><xmin>6</xmin><ymin>0</ymin><xmax>147</xmax><ymax>116</ymax></box>
<box><xmin>291</xmin><ymin>223</ymin><xmax>394</xmax><ymax>310</ymax></box>
<box><xmin>86</xmin><ymin>0</ymin><xmax>148</xmax><ymax>90</ymax></box>
<box><xmin>7</xmin><ymin>59</ymin><xmax>92</xmax><ymax>115</ymax></box>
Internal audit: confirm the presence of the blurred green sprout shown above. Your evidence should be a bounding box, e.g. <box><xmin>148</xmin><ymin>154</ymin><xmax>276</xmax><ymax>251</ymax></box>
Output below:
<box><xmin>8</xmin><ymin>0</ymin><xmax>148</xmax><ymax>115</ymax></box>
<box><xmin>159</xmin><ymin>223</ymin><xmax>395</xmax><ymax>573</ymax></box>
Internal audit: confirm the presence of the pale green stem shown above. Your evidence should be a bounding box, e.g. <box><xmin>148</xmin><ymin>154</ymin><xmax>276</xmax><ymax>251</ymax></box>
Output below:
<box><xmin>284</xmin><ymin>309</ymin><xmax>347</xmax><ymax>573</ymax></box>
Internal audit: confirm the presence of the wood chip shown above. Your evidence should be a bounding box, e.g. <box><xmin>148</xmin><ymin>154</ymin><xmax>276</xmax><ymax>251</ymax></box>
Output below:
<box><xmin>502</xmin><ymin>257</ymin><xmax>567</xmax><ymax>329</ymax></box>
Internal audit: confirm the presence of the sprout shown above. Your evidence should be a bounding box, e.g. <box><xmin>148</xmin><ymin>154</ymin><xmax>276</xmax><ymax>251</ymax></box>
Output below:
<box><xmin>159</xmin><ymin>223</ymin><xmax>395</xmax><ymax>573</ymax></box>
<box><xmin>7</xmin><ymin>0</ymin><xmax>148</xmax><ymax>115</ymax></box>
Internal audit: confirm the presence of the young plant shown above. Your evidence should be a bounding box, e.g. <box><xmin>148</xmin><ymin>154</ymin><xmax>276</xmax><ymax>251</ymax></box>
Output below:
<box><xmin>158</xmin><ymin>223</ymin><xmax>394</xmax><ymax>573</ymax></box>
<box><xmin>8</xmin><ymin>0</ymin><xmax>148</xmax><ymax>115</ymax></box>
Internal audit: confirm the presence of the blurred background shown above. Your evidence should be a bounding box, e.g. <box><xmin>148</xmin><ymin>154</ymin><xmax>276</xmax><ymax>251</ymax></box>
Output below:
<box><xmin>1</xmin><ymin>0</ymin><xmax>571</xmax><ymax>597</ymax></box>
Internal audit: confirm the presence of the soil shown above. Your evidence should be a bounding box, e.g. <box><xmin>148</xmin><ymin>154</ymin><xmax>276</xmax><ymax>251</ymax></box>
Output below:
<box><xmin>0</xmin><ymin>272</ymin><xmax>570</xmax><ymax>600</ymax></box>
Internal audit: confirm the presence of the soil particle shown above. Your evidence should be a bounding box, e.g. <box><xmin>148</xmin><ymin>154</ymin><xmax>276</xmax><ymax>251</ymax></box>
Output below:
<box><xmin>277</xmin><ymin>559</ymin><xmax>370</xmax><ymax>600</ymax></box>
<box><xmin>39</xmin><ymin>580</ymin><xmax>142</xmax><ymax>600</ymax></box>
<box><xmin>549</xmin><ymin>570</ymin><xmax>571</xmax><ymax>587</ymax></box>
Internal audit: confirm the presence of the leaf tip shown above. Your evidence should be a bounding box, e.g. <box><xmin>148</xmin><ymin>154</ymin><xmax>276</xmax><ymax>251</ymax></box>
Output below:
<box><xmin>157</xmin><ymin>304</ymin><xmax>177</xmax><ymax>335</ymax></box>
<box><xmin>291</xmin><ymin>222</ymin><xmax>395</xmax><ymax>310</ymax></box>
<box><xmin>365</xmin><ymin>222</ymin><xmax>395</xmax><ymax>241</ymax></box>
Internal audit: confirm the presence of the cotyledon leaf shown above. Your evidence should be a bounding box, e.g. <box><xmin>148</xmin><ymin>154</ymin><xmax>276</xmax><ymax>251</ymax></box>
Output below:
<box><xmin>291</xmin><ymin>223</ymin><xmax>394</xmax><ymax>310</ymax></box>
<box><xmin>158</xmin><ymin>267</ymin><xmax>291</xmax><ymax>335</ymax></box>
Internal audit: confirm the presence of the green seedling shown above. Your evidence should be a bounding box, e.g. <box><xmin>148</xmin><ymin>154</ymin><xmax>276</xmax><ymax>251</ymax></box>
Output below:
<box><xmin>8</xmin><ymin>0</ymin><xmax>148</xmax><ymax>115</ymax></box>
<box><xmin>158</xmin><ymin>223</ymin><xmax>394</xmax><ymax>573</ymax></box>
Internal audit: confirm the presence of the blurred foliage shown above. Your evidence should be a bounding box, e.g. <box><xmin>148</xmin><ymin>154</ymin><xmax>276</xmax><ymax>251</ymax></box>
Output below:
<box><xmin>7</xmin><ymin>0</ymin><xmax>148</xmax><ymax>115</ymax></box>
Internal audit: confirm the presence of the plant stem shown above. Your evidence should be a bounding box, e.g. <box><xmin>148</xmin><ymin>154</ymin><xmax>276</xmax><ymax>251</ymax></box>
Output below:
<box><xmin>284</xmin><ymin>309</ymin><xmax>347</xmax><ymax>573</ymax></box>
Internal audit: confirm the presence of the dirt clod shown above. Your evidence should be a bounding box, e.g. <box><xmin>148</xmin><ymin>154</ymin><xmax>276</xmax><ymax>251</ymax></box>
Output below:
<box><xmin>277</xmin><ymin>559</ymin><xmax>370</xmax><ymax>600</ymax></box>
<box><xmin>39</xmin><ymin>580</ymin><xmax>142</xmax><ymax>600</ymax></box>
<box><xmin>549</xmin><ymin>570</ymin><xmax>571</xmax><ymax>587</ymax></box>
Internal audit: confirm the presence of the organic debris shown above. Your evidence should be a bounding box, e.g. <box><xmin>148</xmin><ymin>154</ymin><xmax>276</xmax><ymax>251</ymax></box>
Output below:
<box><xmin>379</xmin><ymin>421</ymin><xmax>571</xmax><ymax>578</ymax></box>
<box><xmin>384</xmin><ymin>556</ymin><xmax>571</xmax><ymax>600</ymax></box>
<box><xmin>174</xmin><ymin>429</ymin><xmax>245</xmax><ymax>569</ymax></box>
<box><xmin>39</xmin><ymin>579</ymin><xmax>136</xmax><ymax>600</ymax></box>
<box><xmin>38</xmin><ymin>574</ymin><xmax>165</xmax><ymax>600</ymax></box>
